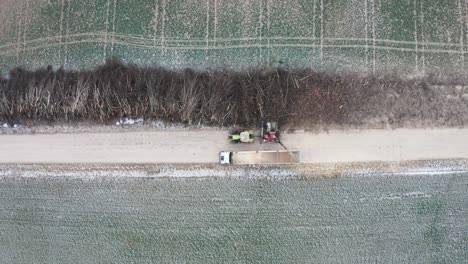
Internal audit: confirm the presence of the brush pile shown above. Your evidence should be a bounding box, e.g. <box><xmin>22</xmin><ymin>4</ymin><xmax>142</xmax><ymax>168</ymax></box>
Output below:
<box><xmin>1</xmin><ymin>59</ymin><xmax>467</xmax><ymax>128</ymax></box>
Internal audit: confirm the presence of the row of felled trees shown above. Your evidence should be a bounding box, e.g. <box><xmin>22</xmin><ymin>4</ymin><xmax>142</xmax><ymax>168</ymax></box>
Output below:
<box><xmin>1</xmin><ymin>59</ymin><xmax>467</xmax><ymax>128</ymax></box>
<box><xmin>0</xmin><ymin>59</ymin><xmax>300</xmax><ymax>126</ymax></box>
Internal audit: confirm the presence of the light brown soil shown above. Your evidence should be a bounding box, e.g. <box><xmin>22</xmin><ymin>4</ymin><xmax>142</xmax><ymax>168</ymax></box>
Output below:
<box><xmin>0</xmin><ymin>128</ymin><xmax>467</xmax><ymax>164</ymax></box>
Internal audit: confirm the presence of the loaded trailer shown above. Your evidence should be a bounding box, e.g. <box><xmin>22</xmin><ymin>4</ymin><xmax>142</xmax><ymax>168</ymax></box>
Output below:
<box><xmin>219</xmin><ymin>150</ymin><xmax>300</xmax><ymax>165</ymax></box>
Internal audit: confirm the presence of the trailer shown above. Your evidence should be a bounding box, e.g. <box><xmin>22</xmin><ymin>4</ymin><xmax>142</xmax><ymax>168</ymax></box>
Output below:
<box><xmin>219</xmin><ymin>150</ymin><xmax>300</xmax><ymax>165</ymax></box>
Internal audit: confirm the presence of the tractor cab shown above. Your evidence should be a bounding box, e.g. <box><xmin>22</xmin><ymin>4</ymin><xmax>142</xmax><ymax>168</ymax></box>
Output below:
<box><xmin>228</xmin><ymin>130</ymin><xmax>254</xmax><ymax>143</ymax></box>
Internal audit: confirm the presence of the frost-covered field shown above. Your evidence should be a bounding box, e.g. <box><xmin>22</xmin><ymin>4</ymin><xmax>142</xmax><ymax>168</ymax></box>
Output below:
<box><xmin>1</xmin><ymin>0</ymin><xmax>467</xmax><ymax>75</ymax></box>
<box><xmin>0</xmin><ymin>163</ymin><xmax>467</xmax><ymax>263</ymax></box>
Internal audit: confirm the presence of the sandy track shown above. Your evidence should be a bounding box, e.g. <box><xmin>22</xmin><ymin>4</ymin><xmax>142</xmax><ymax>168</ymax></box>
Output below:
<box><xmin>0</xmin><ymin>128</ymin><xmax>467</xmax><ymax>164</ymax></box>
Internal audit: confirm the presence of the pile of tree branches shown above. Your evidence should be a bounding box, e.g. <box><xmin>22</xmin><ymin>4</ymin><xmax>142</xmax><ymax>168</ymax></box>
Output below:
<box><xmin>1</xmin><ymin>59</ymin><xmax>467</xmax><ymax>128</ymax></box>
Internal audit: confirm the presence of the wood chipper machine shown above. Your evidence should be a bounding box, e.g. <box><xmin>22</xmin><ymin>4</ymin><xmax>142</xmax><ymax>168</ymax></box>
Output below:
<box><xmin>261</xmin><ymin>121</ymin><xmax>280</xmax><ymax>143</ymax></box>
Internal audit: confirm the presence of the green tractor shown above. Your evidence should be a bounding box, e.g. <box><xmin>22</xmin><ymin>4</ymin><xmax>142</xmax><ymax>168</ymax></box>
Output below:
<box><xmin>229</xmin><ymin>130</ymin><xmax>255</xmax><ymax>143</ymax></box>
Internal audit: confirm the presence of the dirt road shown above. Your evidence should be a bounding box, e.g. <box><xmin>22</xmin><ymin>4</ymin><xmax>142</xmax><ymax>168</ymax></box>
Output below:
<box><xmin>0</xmin><ymin>128</ymin><xmax>467</xmax><ymax>164</ymax></box>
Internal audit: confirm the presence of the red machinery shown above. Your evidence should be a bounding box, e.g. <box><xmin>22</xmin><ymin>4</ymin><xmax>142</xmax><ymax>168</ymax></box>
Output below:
<box><xmin>261</xmin><ymin>121</ymin><xmax>280</xmax><ymax>143</ymax></box>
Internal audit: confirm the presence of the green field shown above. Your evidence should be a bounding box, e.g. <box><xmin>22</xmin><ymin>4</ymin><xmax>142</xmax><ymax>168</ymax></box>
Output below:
<box><xmin>0</xmin><ymin>172</ymin><xmax>467</xmax><ymax>263</ymax></box>
<box><xmin>0</xmin><ymin>0</ymin><xmax>467</xmax><ymax>75</ymax></box>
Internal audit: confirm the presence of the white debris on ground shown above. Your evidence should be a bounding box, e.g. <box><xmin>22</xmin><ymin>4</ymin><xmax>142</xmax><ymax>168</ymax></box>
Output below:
<box><xmin>2</xmin><ymin>123</ymin><xmax>21</xmax><ymax>129</ymax></box>
<box><xmin>0</xmin><ymin>118</ymin><xmax>209</xmax><ymax>134</ymax></box>
<box><xmin>114</xmin><ymin>118</ymin><xmax>188</xmax><ymax>130</ymax></box>
<box><xmin>151</xmin><ymin>120</ymin><xmax>166</xmax><ymax>128</ymax></box>
<box><xmin>115</xmin><ymin>117</ymin><xmax>144</xmax><ymax>126</ymax></box>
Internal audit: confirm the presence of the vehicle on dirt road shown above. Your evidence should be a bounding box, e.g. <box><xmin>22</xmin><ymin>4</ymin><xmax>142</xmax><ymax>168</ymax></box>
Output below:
<box><xmin>227</xmin><ymin>121</ymin><xmax>281</xmax><ymax>144</ymax></box>
<box><xmin>261</xmin><ymin>121</ymin><xmax>280</xmax><ymax>143</ymax></box>
<box><xmin>219</xmin><ymin>150</ymin><xmax>300</xmax><ymax>165</ymax></box>
<box><xmin>228</xmin><ymin>130</ymin><xmax>255</xmax><ymax>143</ymax></box>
